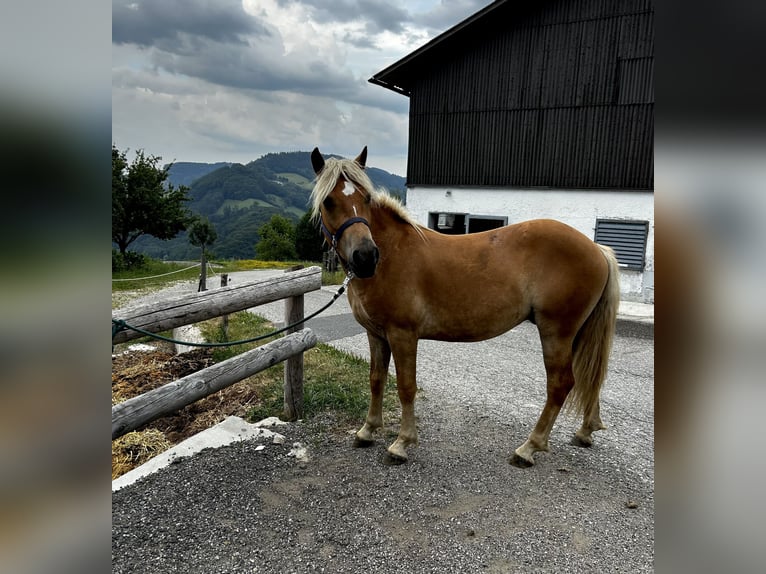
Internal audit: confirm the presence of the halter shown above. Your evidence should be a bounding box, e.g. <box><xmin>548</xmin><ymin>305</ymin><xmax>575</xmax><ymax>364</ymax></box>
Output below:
<box><xmin>320</xmin><ymin>216</ymin><xmax>371</xmax><ymax>250</ymax></box>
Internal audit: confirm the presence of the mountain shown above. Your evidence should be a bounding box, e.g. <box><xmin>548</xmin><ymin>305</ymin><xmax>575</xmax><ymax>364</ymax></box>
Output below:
<box><xmin>133</xmin><ymin>151</ymin><xmax>406</xmax><ymax>260</ymax></box>
<box><xmin>166</xmin><ymin>162</ymin><xmax>232</xmax><ymax>187</ymax></box>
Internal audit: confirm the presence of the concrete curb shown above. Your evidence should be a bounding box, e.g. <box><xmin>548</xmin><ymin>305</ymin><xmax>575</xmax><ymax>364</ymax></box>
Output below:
<box><xmin>616</xmin><ymin>300</ymin><xmax>654</xmax><ymax>339</ymax></box>
<box><xmin>112</xmin><ymin>416</ymin><xmax>288</xmax><ymax>492</ymax></box>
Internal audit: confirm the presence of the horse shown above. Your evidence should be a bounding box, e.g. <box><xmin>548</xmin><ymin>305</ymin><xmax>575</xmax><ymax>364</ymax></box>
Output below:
<box><xmin>310</xmin><ymin>146</ymin><xmax>620</xmax><ymax>467</ymax></box>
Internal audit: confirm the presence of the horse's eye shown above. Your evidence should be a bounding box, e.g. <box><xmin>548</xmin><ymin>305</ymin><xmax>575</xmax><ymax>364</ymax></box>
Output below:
<box><xmin>323</xmin><ymin>197</ymin><xmax>335</xmax><ymax>210</ymax></box>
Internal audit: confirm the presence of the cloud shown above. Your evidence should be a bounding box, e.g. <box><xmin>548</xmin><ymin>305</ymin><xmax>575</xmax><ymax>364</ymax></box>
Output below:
<box><xmin>296</xmin><ymin>0</ymin><xmax>410</xmax><ymax>35</ymax></box>
<box><xmin>113</xmin><ymin>0</ymin><xmax>370</xmax><ymax>100</ymax></box>
<box><xmin>146</xmin><ymin>37</ymin><xmax>359</xmax><ymax>97</ymax></box>
<box><xmin>112</xmin><ymin>54</ymin><xmax>403</xmax><ymax>162</ymax></box>
<box><xmin>410</xmin><ymin>0</ymin><xmax>489</xmax><ymax>32</ymax></box>
<box><xmin>112</xmin><ymin>0</ymin><xmax>269</xmax><ymax>47</ymax></box>
<box><xmin>111</xmin><ymin>0</ymin><xmax>435</xmax><ymax>114</ymax></box>
<box><xmin>111</xmin><ymin>0</ymin><xmax>492</xmax><ymax>175</ymax></box>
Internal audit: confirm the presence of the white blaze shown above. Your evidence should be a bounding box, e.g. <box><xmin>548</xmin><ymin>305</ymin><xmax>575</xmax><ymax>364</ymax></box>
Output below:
<box><xmin>342</xmin><ymin>182</ymin><xmax>355</xmax><ymax>196</ymax></box>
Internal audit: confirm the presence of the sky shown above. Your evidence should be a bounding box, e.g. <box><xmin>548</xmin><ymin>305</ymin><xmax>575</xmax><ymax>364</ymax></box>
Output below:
<box><xmin>112</xmin><ymin>0</ymin><xmax>492</xmax><ymax>176</ymax></box>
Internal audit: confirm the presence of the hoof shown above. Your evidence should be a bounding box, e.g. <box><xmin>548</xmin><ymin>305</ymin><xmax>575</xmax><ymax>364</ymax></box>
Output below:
<box><xmin>571</xmin><ymin>434</ymin><xmax>594</xmax><ymax>448</ymax></box>
<box><xmin>353</xmin><ymin>436</ymin><xmax>375</xmax><ymax>448</ymax></box>
<box><xmin>510</xmin><ymin>453</ymin><xmax>535</xmax><ymax>468</ymax></box>
<box><xmin>382</xmin><ymin>451</ymin><xmax>408</xmax><ymax>466</ymax></box>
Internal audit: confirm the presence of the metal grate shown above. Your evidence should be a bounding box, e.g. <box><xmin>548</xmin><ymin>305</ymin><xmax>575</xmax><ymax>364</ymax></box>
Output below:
<box><xmin>595</xmin><ymin>219</ymin><xmax>649</xmax><ymax>270</ymax></box>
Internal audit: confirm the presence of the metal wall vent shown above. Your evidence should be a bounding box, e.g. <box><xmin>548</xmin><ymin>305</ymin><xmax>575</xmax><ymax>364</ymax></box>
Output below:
<box><xmin>595</xmin><ymin>219</ymin><xmax>649</xmax><ymax>270</ymax></box>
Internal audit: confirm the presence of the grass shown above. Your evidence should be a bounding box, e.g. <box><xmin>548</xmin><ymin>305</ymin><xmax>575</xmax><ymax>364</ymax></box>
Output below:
<box><xmin>197</xmin><ymin>311</ymin><xmax>398</xmax><ymax>426</ymax></box>
<box><xmin>112</xmin><ymin>429</ymin><xmax>171</xmax><ymax>480</ymax></box>
<box><xmin>276</xmin><ymin>172</ymin><xmax>314</xmax><ymax>190</ymax></box>
<box><xmin>246</xmin><ymin>343</ymin><xmax>397</xmax><ymax>425</ymax></box>
<box><xmin>322</xmin><ymin>269</ymin><xmax>347</xmax><ymax>285</ymax></box>
<box><xmin>112</xmin><ymin>259</ymin><xmax>211</xmax><ymax>292</ymax></box>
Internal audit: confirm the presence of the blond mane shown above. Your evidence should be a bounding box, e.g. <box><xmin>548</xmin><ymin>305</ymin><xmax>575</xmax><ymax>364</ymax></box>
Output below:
<box><xmin>310</xmin><ymin>157</ymin><xmax>424</xmax><ymax>237</ymax></box>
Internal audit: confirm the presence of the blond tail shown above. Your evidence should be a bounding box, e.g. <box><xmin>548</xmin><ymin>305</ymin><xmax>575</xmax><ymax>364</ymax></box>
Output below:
<box><xmin>568</xmin><ymin>244</ymin><xmax>620</xmax><ymax>417</ymax></box>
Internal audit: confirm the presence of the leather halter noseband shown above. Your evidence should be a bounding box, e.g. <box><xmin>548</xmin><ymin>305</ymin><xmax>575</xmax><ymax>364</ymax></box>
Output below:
<box><xmin>320</xmin><ymin>216</ymin><xmax>371</xmax><ymax>249</ymax></box>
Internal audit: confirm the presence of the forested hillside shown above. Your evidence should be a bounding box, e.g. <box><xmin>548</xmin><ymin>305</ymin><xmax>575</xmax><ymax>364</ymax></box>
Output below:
<box><xmin>132</xmin><ymin>151</ymin><xmax>405</xmax><ymax>260</ymax></box>
<box><xmin>165</xmin><ymin>162</ymin><xmax>232</xmax><ymax>187</ymax></box>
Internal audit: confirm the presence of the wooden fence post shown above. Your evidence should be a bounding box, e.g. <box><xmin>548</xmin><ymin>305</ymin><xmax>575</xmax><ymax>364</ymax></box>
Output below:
<box><xmin>220</xmin><ymin>273</ymin><xmax>229</xmax><ymax>339</ymax></box>
<box><xmin>283</xmin><ymin>291</ymin><xmax>305</xmax><ymax>421</ymax></box>
<box><xmin>198</xmin><ymin>251</ymin><xmax>207</xmax><ymax>292</ymax></box>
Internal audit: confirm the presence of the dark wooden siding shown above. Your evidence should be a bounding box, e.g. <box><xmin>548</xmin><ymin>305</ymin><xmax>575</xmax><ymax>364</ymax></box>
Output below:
<box><xmin>407</xmin><ymin>0</ymin><xmax>654</xmax><ymax>189</ymax></box>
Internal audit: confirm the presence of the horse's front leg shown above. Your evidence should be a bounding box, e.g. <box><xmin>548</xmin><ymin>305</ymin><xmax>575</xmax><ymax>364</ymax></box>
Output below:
<box><xmin>354</xmin><ymin>332</ymin><xmax>391</xmax><ymax>447</ymax></box>
<box><xmin>385</xmin><ymin>330</ymin><xmax>419</xmax><ymax>464</ymax></box>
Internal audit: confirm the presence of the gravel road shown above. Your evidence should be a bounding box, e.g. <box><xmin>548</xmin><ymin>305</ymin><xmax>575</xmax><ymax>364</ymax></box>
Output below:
<box><xmin>112</xmin><ymin>270</ymin><xmax>654</xmax><ymax>573</ymax></box>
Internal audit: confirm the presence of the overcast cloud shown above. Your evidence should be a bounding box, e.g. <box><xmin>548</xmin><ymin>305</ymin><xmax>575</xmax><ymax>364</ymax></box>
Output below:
<box><xmin>112</xmin><ymin>0</ymin><xmax>489</xmax><ymax>175</ymax></box>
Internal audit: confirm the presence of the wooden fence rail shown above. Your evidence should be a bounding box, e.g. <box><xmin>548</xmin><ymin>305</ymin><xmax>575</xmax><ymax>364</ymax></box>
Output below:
<box><xmin>112</xmin><ymin>266</ymin><xmax>322</xmax><ymax>344</ymax></box>
<box><xmin>112</xmin><ymin>266</ymin><xmax>324</xmax><ymax>438</ymax></box>
<box><xmin>112</xmin><ymin>329</ymin><xmax>317</xmax><ymax>439</ymax></box>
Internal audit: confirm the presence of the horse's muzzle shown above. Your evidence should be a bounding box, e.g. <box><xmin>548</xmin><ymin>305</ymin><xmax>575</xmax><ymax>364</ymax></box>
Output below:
<box><xmin>350</xmin><ymin>239</ymin><xmax>379</xmax><ymax>278</ymax></box>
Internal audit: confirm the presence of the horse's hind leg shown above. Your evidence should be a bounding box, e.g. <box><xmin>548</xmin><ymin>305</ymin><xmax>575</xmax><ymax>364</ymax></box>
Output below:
<box><xmin>355</xmin><ymin>332</ymin><xmax>391</xmax><ymax>447</ymax></box>
<box><xmin>511</xmin><ymin>334</ymin><xmax>575</xmax><ymax>468</ymax></box>
<box><xmin>573</xmin><ymin>399</ymin><xmax>606</xmax><ymax>447</ymax></box>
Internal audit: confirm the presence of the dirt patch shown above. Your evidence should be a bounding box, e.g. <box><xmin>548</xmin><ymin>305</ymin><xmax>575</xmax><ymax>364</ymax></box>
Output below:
<box><xmin>111</xmin><ymin>343</ymin><xmax>267</xmax><ymax>479</ymax></box>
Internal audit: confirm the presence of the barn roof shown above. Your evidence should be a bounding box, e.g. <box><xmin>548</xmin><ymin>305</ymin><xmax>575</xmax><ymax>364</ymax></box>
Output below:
<box><xmin>369</xmin><ymin>0</ymin><xmax>515</xmax><ymax>96</ymax></box>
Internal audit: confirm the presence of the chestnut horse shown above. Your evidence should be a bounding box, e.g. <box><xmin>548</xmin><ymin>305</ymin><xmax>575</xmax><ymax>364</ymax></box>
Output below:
<box><xmin>311</xmin><ymin>146</ymin><xmax>620</xmax><ymax>467</ymax></box>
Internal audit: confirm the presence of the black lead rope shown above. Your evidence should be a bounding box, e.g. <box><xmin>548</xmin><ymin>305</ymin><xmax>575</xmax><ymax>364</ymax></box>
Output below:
<box><xmin>112</xmin><ymin>273</ymin><xmax>354</xmax><ymax>348</ymax></box>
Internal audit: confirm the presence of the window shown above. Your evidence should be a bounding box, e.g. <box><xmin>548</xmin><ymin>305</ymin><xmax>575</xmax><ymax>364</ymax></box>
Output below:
<box><xmin>467</xmin><ymin>215</ymin><xmax>507</xmax><ymax>233</ymax></box>
<box><xmin>595</xmin><ymin>219</ymin><xmax>649</xmax><ymax>270</ymax></box>
<box><xmin>428</xmin><ymin>213</ymin><xmax>508</xmax><ymax>235</ymax></box>
<box><xmin>429</xmin><ymin>212</ymin><xmax>466</xmax><ymax>234</ymax></box>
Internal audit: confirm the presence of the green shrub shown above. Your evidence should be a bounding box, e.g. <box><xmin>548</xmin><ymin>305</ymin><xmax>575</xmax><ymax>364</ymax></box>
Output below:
<box><xmin>112</xmin><ymin>250</ymin><xmax>147</xmax><ymax>271</ymax></box>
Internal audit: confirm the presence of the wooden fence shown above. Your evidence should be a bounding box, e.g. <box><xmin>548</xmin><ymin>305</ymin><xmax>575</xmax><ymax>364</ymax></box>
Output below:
<box><xmin>112</xmin><ymin>266</ymin><xmax>323</xmax><ymax>440</ymax></box>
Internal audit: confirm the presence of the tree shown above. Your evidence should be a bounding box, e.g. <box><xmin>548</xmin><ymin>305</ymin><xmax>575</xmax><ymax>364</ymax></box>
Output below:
<box><xmin>295</xmin><ymin>212</ymin><xmax>324</xmax><ymax>261</ymax></box>
<box><xmin>112</xmin><ymin>145</ymin><xmax>191</xmax><ymax>255</ymax></box>
<box><xmin>255</xmin><ymin>215</ymin><xmax>297</xmax><ymax>261</ymax></box>
<box><xmin>189</xmin><ymin>217</ymin><xmax>217</xmax><ymax>291</ymax></box>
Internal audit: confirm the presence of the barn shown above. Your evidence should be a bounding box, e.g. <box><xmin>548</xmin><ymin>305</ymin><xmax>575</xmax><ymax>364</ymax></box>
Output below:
<box><xmin>370</xmin><ymin>0</ymin><xmax>654</xmax><ymax>303</ymax></box>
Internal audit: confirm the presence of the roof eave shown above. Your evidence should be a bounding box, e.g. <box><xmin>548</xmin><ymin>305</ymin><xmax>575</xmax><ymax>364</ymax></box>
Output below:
<box><xmin>367</xmin><ymin>76</ymin><xmax>411</xmax><ymax>97</ymax></box>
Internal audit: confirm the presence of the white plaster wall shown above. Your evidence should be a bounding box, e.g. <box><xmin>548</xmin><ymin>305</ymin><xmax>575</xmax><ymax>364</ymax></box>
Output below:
<box><xmin>405</xmin><ymin>186</ymin><xmax>654</xmax><ymax>303</ymax></box>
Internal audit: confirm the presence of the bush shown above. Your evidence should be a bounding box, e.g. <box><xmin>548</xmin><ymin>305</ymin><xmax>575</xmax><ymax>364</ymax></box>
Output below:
<box><xmin>295</xmin><ymin>212</ymin><xmax>323</xmax><ymax>261</ymax></box>
<box><xmin>255</xmin><ymin>215</ymin><xmax>298</xmax><ymax>261</ymax></box>
<box><xmin>112</xmin><ymin>249</ymin><xmax>147</xmax><ymax>271</ymax></box>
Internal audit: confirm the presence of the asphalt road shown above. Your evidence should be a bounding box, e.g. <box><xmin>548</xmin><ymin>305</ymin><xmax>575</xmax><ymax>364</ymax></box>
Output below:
<box><xmin>112</xmin><ymin>270</ymin><xmax>654</xmax><ymax>573</ymax></box>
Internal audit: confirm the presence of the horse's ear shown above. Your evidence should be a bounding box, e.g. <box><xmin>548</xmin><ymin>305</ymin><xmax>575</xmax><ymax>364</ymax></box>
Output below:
<box><xmin>354</xmin><ymin>146</ymin><xmax>368</xmax><ymax>169</ymax></box>
<box><xmin>311</xmin><ymin>147</ymin><xmax>325</xmax><ymax>174</ymax></box>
